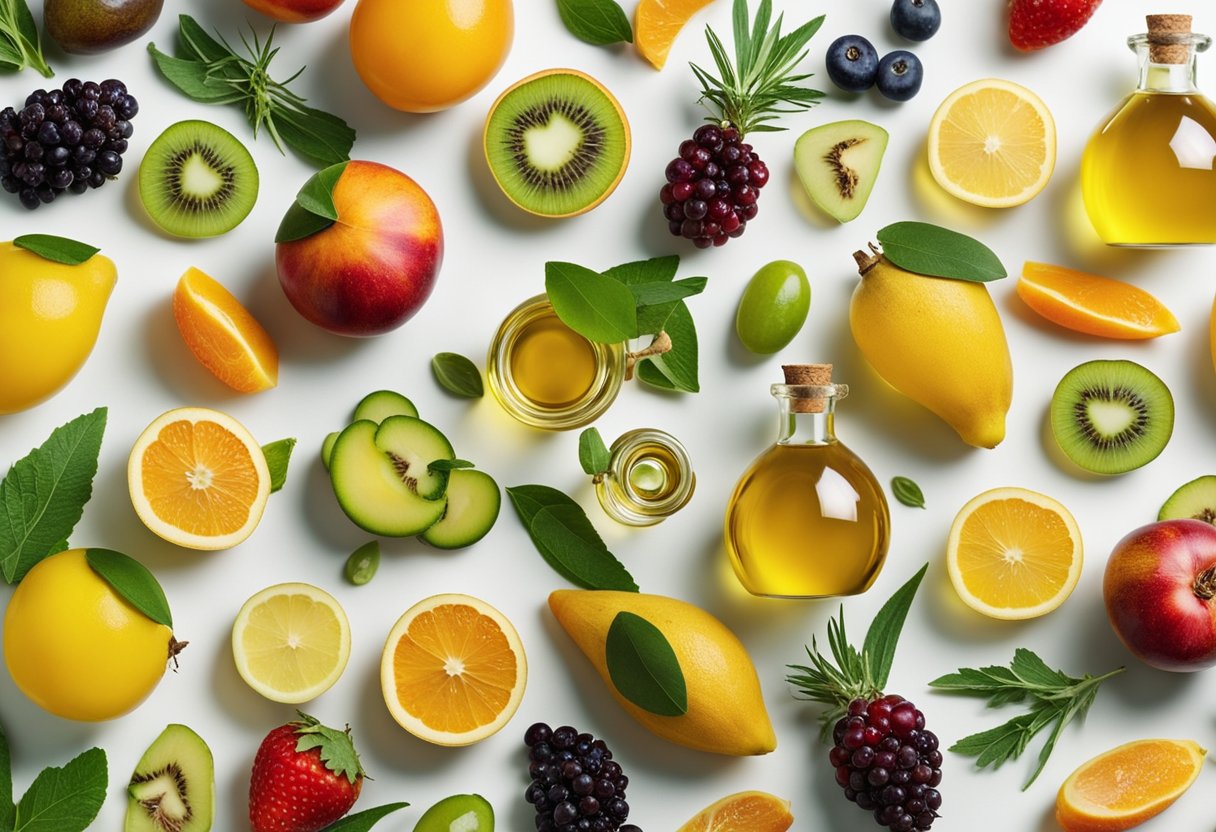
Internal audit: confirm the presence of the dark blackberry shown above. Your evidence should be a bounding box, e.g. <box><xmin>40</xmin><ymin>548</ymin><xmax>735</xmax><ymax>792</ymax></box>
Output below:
<box><xmin>524</xmin><ymin>723</ymin><xmax>640</xmax><ymax>832</ymax></box>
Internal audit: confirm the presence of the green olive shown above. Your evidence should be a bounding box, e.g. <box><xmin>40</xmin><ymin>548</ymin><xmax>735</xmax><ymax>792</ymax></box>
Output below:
<box><xmin>735</xmin><ymin>260</ymin><xmax>810</xmax><ymax>354</ymax></box>
<box><xmin>413</xmin><ymin>794</ymin><xmax>494</xmax><ymax>832</ymax></box>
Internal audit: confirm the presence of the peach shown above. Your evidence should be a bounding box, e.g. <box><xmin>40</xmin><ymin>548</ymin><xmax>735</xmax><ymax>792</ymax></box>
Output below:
<box><xmin>242</xmin><ymin>0</ymin><xmax>344</xmax><ymax>23</ymax></box>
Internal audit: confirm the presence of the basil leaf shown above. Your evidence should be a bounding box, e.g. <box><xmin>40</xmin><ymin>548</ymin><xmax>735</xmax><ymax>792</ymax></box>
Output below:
<box><xmin>877</xmin><ymin>222</ymin><xmax>1007</xmax><ymax>283</ymax></box>
<box><xmin>343</xmin><ymin>541</ymin><xmax>380</xmax><ymax>586</ymax></box>
<box><xmin>638</xmin><ymin>302</ymin><xmax>699</xmax><ymax>393</ymax></box>
<box><xmin>890</xmin><ymin>476</ymin><xmax>925</xmax><ymax>509</ymax></box>
<box><xmin>262</xmin><ymin>438</ymin><xmax>297</xmax><ymax>494</ymax></box>
<box><xmin>603</xmin><ymin>256</ymin><xmax>684</xmax><ymax>334</ymax></box>
<box><xmin>861</xmin><ymin>564</ymin><xmax>928</xmax><ymax>690</ymax></box>
<box><xmin>506</xmin><ymin>485</ymin><xmax>638</xmax><ymax>591</ymax></box>
<box><xmin>605</xmin><ymin>612</ymin><xmax>687</xmax><ymax>716</ymax></box>
<box><xmin>578</xmin><ymin>428</ymin><xmax>612</xmax><ymax>476</ymax></box>
<box><xmin>85</xmin><ymin>549</ymin><xmax>173</xmax><ymax>628</ymax></box>
<box><xmin>275</xmin><ymin>162</ymin><xmax>349</xmax><ymax>243</ymax></box>
<box><xmin>431</xmin><ymin>352</ymin><xmax>484</xmax><ymax>399</ymax></box>
<box><xmin>428</xmin><ymin>459</ymin><xmax>475</xmax><ymax>473</ymax></box>
<box><xmin>556</xmin><ymin>0</ymin><xmax>633</xmax><ymax>45</ymax></box>
<box><xmin>13</xmin><ymin>747</ymin><xmax>106</xmax><ymax>832</ymax></box>
<box><xmin>0</xmin><ymin>408</ymin><xmax>107</xmax><ymax>584</ymax></box>
<box><xmin>319</xmin><ymin>803</ymin><xmax>410</xmax><ymax>832</ymax></box>
<box><xmin>545</xmin><ymin>262</ymin><xmax>638</xmax><ymax>343</ymax></box>
<box><xmin>628</xmin><ymin>276</ymin><xmax>708</xmax><ymax>310</ymax></box>
<box><xmin>13</xmin><ymin>235</ymin><xmax>99</xmax><ymax>266</ymax></box>
<box><xmin>0</xmin><ymin>721</ymin><xmax>13</xmax><ymax>831</ymax></box>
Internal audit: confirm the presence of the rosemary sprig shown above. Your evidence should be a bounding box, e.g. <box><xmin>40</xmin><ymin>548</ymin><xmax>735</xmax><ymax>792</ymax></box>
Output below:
<box><xmin>148</xmin><ymin>15</ymin><xmax>355</xmax><ymax>168</ymax></box>
<box><xmin>0</xmin><ymin>0</ymin><xmax>52</xmax><ymax>76</ymax></box>
<box><xmin>929</xmin><ymin>649</ymin><xmax>1124</xmax><ymax>789</ymax></box>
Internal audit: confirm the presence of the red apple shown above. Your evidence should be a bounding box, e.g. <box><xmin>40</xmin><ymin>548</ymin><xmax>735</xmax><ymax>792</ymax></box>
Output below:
<box><xmin>276</xmin><ymin>160</ymin><xmax>443</xmax><ymax>337</ymax></box>
<box><xmin>242</xmin><ymin>0</ymin><xmax>344</xmax><ymax>23</ymax></box>
<box><xmin>1104</xmin><ymin>519</ymin><xmax>1216</xmax><ymax>672</ymax></box>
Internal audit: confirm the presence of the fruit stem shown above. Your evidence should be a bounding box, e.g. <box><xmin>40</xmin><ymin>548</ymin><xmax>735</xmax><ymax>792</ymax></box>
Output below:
<box><xmin>167</xmin><ymin>636</ymin><xmax>188</xmax><ymax>671</ymax></box>
<box><xmin>625</xmin><ymin>331</ymin><xmax>673</xmax><ymax>380</ymax></box>
<box><xmin>1195</xmin><ymin>565</ymin><xmax>1216</xmax><ymax>600</ymax></box>
<box><xmin>853</xmin><ymin>244</ymin><xmax>881</xmax><ymax>276</ymax></box>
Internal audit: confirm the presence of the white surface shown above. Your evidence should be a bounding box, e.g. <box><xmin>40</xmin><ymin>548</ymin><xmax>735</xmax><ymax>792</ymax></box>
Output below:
<box><xmin>1</xmin><ymin>1</ymin><xmax>1215</xmax><ymax>830</ymax></box>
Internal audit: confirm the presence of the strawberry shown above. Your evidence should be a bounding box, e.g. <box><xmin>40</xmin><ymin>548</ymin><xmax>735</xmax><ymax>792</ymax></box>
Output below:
<box><xmin>1009</xmin><ymin>0</ymin><xmax>1102</xmax><ymax>51</ymax></box>
<box><xmin>249</xmin><ymin>712</ymin><xmax>365</xmax><ymax>832</ymax></box>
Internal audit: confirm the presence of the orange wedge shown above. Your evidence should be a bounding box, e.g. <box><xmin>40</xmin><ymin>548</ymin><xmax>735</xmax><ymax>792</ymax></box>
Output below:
<box><xmin>1018</xmin><ymin>262</ymin><xmax>1180</xmax><ymax>340</ymax></box>
<box><xmin>635</xmin><ymin>0</ymin><xmax>718</xmax><ymax>70</ymax></box>
<box><xmin>128</xmin><ymin>407</ymin><xmax>270</xmax><ymax>550</ymax></box>
<box><xmin>380</xmin><ymin>593</ymin><xmax>526</xmax><ymax>746</ymax></box>
<box><xmin>173</xmin><ymin>266</ymin><xmax>279</xmax><ymax>393</ymax></box>
<box><xmin>677</xmin><ymin>791</ymin><xmax>794</xmax><ymax>832</ymax></box>
<box><xmin>1057</xmin><ymin>739</ymin><xmax>1206</xmax><ymax>832</ymax></box>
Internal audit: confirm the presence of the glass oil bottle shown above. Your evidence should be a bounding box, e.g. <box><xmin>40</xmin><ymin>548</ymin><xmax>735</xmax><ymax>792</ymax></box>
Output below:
<box><xmin>487</xmin><ymin>294</ymin><xmax>625</xmax><ymax>430</ymax></box>
<box><xmin>724</xmin><ymin>364</ymin><xmax>890</xmax><ymax>598</ymax></box>
<box><xmin>1081</xmin><ymin>14</ymin><xmax>1216</xmax><ymax>246</ymax></box>
<box><xmin>595</xmin><ymin>429</ymin><xmax>695</xmax><ymax>526</ymax></box>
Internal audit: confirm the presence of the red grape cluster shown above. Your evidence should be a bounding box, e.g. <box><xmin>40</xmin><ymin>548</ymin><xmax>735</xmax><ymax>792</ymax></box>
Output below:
<box><xmin>524</xmin><ymin>722</ymin><xmax>642</xmax><ymax>832</ymax></box>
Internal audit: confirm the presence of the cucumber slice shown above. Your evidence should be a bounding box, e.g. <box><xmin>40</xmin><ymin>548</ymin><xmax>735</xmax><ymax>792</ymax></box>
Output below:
<box><xmin>353</xmin><ymin>390</ymin><xmax>418</xmax><ymax>423</ymax></box>
<box><xmin>419</xmin><ymin>470</ymin><xmax>501</xmax><ymax>550</ymax></box>
<box><xmin>375</xmin><ymin>415</ymin><xmax>454</xmax><ymax>500</ymax></box>
<box><xmin>321</xmin><ymin>431</ymin><xmax>340</xmax><ymax>470</ymax></box>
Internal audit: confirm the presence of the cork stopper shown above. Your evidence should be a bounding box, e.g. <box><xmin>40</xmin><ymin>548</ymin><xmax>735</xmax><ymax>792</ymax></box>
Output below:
<box><xmin>782</xmin><ymin>363</ymin><xmax>833</xmax><ymax>413</ymax></box>
<box><xmin>1147</xmin><ymin>14</ymin><xmax>1193</xmax><ymax>64</ymax></box>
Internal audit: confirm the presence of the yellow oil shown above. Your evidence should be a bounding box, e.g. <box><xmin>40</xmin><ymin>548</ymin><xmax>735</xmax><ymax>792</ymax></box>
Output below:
<box><xmin>1081</xmin><ymin>91</ymin><xmax>1216</xmax><ymax>245</ymax></box>
<box><xmin>725</xmin><ymin>443</ymin><xmax>889</xmax><ymax>598</ymax></box>
<box><xmin>623</xmin><ymin>444</ymin><xmax>681</xmax><ymax>502</ymax></box>
<box><xmin>509</xmin><ymin>314</ymin><xmax>597</xmax><ymax>407</ymax></box>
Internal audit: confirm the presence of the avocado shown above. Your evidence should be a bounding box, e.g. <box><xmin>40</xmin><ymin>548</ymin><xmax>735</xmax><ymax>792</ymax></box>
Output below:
<box><xmin>44</xmin><ymin>0</ymin><xmax>164</xmax><ymax>55</ymax></box>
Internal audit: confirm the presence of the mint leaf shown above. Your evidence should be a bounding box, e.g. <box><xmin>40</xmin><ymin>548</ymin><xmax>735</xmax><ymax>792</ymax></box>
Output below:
<box><xmin>12</xmin><ymin>236</ymin><xmax>99</xmax><ymax>266</ymax></box>
<box><xmin>319</xmin><ymin>803</ymin><xmax>410</xmax><ymax>832</ymax></box>
<box><xmin>0</xmin><ymin>408</ymin><xmax>107</xmax><ymax>584</ymax></box>
<box><xmin>606</xmin><ymin>612</ymin><xmax>687</xmax><ymax>716</ymax></box>
<box><xmin>545</xmin><ymin>262</ymin><xmax>638</xmax><ymax>343</ymax></box>
<box><xmin>877</xmin><ymin>222</ymin><xmax>1007</xmax><ymax>283</ymax></box>
<box><xmin>428</xmin><ymin>459</ymin><xmax>475</xmax><ymax>473</ymax></box>
<box><xmin>0</xmin><ymin>722</ymin><xmax>13</xmax><ymax>831</ymax></box>
<box><xmin>556</xmin><ymin>0</ymin><xmax>633</xmax><ymax>45</ymax></box>
<box><xmin>431</xmin><ymin>353</ymin><xmax>484</xmax><ymax>399</ymax></box>
<box><xmin>276</xmin><ymin>162</ymin><xmax>349</xmax><ymax>243</ymax></box>
<box><xmin>262</xmin><ymin>438</ymin><xmax>297</xmax><ymax>494</ymax></box>
<box><xmin>85</xmin><ymin>549</ymin><xmax>173</xmax><ymax>628</ymax></box>
<box><xmin>860</xmin><ymin>564</ymin><xmax>928</xmax><ymax>690</ymax></box>
<box><xmin>14</xmin><ymin>748</ymin><xmax>106</xmax><ymax>832</ymax></box>
<box><xmin>637</xmin><ymin>302</ymin><xmax>698</xmax><ymax>393</ymax></box>
<box><xmin>578</xmin><ymin>428</ymin><xmax>612</xmax><ymax>477</ymax></box>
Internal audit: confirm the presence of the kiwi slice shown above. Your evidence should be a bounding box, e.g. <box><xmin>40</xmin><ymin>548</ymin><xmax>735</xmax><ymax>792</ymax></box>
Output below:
<box><xmin>139</xmin><ymin>120</ymin><xmax>258</xmax><ymax>238</ymax></box>
<box><xmin>1050</xmin><ymin>359</ymin><xmax>1173</xmax><ymax>475</ymax></box>
<box><xmin>484</xmin><ymin>69</ymin><xmax>630</xmax><ymax>217</ymax></box>
<box><xmin>794</xmin><ymin>120</ymin><xmax>888</xmax><ymax>223</ymax></box>
<box><xmin>125</xmin><ymin>724</ymin><xmax>214</xmax><ymax>832</ymax></box>
<box><xmin>1159</xmin><ymin>476</ymin><xmax>1216</xmax><ymax>523</ymax></box>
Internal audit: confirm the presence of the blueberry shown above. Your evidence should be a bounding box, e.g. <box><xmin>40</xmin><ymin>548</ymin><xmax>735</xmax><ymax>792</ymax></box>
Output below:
<box><xmin>890</xmin><ymin>0</ymin><xmax>941</xmax><ymax>42</ymax></box>
<box><xmin>876</xmin><ymin>51</ymin><xmax>923</xmax><ymax>102</ymax></box>
<box><xmin>825</xmin><ymin>35</ymin><xmax>879</xmax><ymax>92</ymax></box>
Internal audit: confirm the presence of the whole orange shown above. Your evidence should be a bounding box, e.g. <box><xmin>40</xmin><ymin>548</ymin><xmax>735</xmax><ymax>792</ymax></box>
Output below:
<box><xmin>349</xmin><ymin>0</ymin><xmax>513</xmax><ymax>113</ymax></box>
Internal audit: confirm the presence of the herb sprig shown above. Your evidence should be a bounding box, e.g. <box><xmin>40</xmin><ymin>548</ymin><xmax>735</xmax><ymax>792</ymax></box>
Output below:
<box><xmin>929</xmin><ymin>649</ymin><xmax>1124</xmax><ymax>789</ymax></box>
<box><xmin>0</xmin><ymin>0</ymin><xmax>52</xmax><ymax>77</ymax></box>
<box><xmin>148</xmin><ymin>15</ymin><xmax>355</xmax><ymax>168</ymax></box>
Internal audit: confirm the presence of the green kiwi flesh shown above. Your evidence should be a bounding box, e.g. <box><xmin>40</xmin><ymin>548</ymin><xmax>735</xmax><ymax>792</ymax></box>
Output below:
<box><xmin>139</xmin><ymin>120</ymin><xmax>258</xmax><ymax>238</ymax></box>
<box><xmin>353</xmin><ymin>390</ymin><xmax>419</xmax><ymax>423</ymax></box>
<box><xmin>1050</xmin><ymin>359</ymin><xmax>1173</xmax><ymax>475</ymax></box>
<box><xmin>1159</xmin><ymin>476</ymin><xmax>1216</xmax><ymax>523</ymax></box>
<box><xmin>419</xmin><ymin>469</ymin><xmax>501</xmax><ymax>550</ymax></box>
<box><xmin>794</xmin><ymin>120</ymin><xmax>888</xmax><ymax>223</ymax></box>
<box><xmin>125</xmin><ymin>724</ymin><xmax>214</xmax><ymax>832</ymax></box>
<box><xmin>484</xmin><ymin>71</ymin><xmax>629</xmax><ymax>217</ymax></box>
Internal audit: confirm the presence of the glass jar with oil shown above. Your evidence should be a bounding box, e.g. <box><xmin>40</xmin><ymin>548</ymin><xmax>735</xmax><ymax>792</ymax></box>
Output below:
<box><xmin>724</xmin><ymin>365</ymin><xmax>890</xmax><ymax>599</ymax></box>
<box><xmin>487</xmin><ymin>294</ymin><xmax>625</xmax><ymax>430</ymax></box>
<box><xmin>595</xmin><ymin>429</ymin><xmax>695</xmax><ymax>526</ymax></box>
<box><xmin>1081</xmin><ymin>14</ymin><xmax>1216</xmax><ymax>246</ymax></box>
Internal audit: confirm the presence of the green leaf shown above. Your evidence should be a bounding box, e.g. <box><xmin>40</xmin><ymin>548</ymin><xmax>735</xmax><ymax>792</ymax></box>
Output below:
<box><xmin>605</xmin><ymin>612</ymin><xmax>688</xmax><ymax>716</ymax></box>
<box><xmin>275</xmin><ymin>162</ymin><xmax>349</xmax><ymax>243</ymax></box>
<box><xmin>343</xmin><ymin>541</ymin><xmax>380</xmax><ymax>586</ymax></box>
<box><xmin>270</xmin><ymin>102</ymin><xmax>357</xmax><ymax>169</ymax></box>
<box><xmin>0</xmin><ymin>408</ymin><xmax>107</xmax><ymax>584</ymax></box>
<box><xmin>545</xmin><ymin>262</ymin><xmax>638</xmax><ymax>343</ymax></box>
<box><xmin>877</xmin><ymin>222</ymin><xmax>1007</xmax><ymax>283</ymax></box>
<box><xmin>556</xmin><ymin>0</ymin><xmax>633</xmax><ymax>45</ymax></box>
<box><xmin>85</xmin><ymin>549</ymin><xmax>173</xmax><ymax>628</ymax></box>
<box><xmin>428</xmin><ymin>459</ymin><xmax>475</xmax><ymax>473</ymax></box>
<box><xmin>602</xmin><ymin>256</ymin><xmax>687</xmax><ymax>335</ymax></box>
<box><xmin>0</xmin><ymin>0</ymin><xmax>52</xmax><ymax>76</ymax></box>
<box><xmin>176</xmin><ymin>14</ymin><xmax>231</xmax><ymax>63</ymax></box>
<box><xmin>0</xmin><ymin>721</ymin><xmax>14</xmax><ymax>832</ymax></box>
<box><xmin>860</xmin><ymin>564</ymin><xmax>927</xmax><ymax>691</ymax></box>
<box><xmin>262</xmin><ymin>438</ymin><xmax>297</xmax><ymax>494</ymax></box>
<box><xmin>147</xmin><ymin>45</ymin><xmax>237</xmax><ymax>102</ymax></box>
<box><xmin>627</xmin><ymin>277</ymin><xmax>708</xmax><ymax>310</ymax></box>
<box><xmin>890</xmin><ymin>476</ymin><xmax>925</xmax><ymax>509</ymax></box>
<box><xmin>431</xmin><ymin>353</ymin><xmax>485</xmax><ymax>399</ymax></box>
<box><xmin>506</xmin><ymin>485</ymin><xmax>638</xmax><ymax>591</ymax></box>
<box><xmin>12</xmin><ymin>236</ymin><xmax>99</xmax><ymax>266</ymax></box>
<box><xmin>638</xmin><ymin>302</ymin><xmax>699</xmax><ymax>393</ymax></box>
<box><xmin>13</xmin><ymin>748</ymin><xmax>106</xmax><ymax>832</ymax></box>
<box><xmin>292</xmin><ymin>713</ymin><xmax>364</xmax><ymax>785</ymax></box>
<box><xmin>319</xmin><ymin>803</ymin><xmax>410</xmax><ymax>832</ymax></box>
<box><xmin>578</xmin><ymin>428</ymin><xmax>612</xmax><ymax>477</ymax></box>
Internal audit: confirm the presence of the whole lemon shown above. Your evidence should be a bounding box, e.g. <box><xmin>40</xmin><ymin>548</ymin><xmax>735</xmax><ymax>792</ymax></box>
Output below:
<box><xmin>3</xmin><ymin>549</ymin><xmax>177</xmax><ymax>721</ymax></box>
<box><xmin>349</xmin><ymin>0</ymin><xmax>513</xmax><ymax>113</ymax></box>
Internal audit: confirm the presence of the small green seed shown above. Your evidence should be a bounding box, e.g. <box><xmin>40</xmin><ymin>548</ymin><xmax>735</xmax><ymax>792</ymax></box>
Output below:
<box><xmin>735</xmin><ymin>260</ymin><xmax>811</xmax><ymax>354</ymax></box>
<box><xmin>344</xmin><ymin>541</ymin><xmax>380</xmax><ymax>585</ymax></box>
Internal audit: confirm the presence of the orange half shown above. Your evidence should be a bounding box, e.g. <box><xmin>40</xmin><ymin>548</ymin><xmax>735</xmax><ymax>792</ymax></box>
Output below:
<box><xmin>173</xmin><ymin>267</ymin><xmax>279</xmax><ymax>393</ymax></box>
<box><xmin>1057</xmin><ymin>739</ymin><xmax>1206</xmax><ymax>832</ymax></box>
<box><xmin>635</xmin><ymin>0</ymin><xmax>718</xmax><ymax>69</ymax></box>
<box><xmin>1018</xmin><ymin>262</ymin><xmax>1180</xmax><ymax>340</ymax></box>
<box><xmin>677</xmin><ymin>791</ymin><xmax>794</xmax><ymax>832</ymax></box>
<box><xmin>380</xmin><ymin>594</ymin><xmax>526</xmax><ymax>746</ymax></box>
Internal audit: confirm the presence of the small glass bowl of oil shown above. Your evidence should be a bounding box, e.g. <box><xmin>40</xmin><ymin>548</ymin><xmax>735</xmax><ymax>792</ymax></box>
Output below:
<box><xmin>595</xmin><ymin>429</ymin><xmax>695</xmax><ymax>526</ymax></box>
<box><xmin>487</xmin><ymin>294</ymin><xmax>626</xmax><ymax>430</ymax></box>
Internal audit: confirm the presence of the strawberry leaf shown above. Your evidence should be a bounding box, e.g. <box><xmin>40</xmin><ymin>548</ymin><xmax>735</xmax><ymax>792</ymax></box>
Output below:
<box><xmin>292</xmin><ymin>713</ymin><xmax>364</xmax><ymax>785</ymax></box>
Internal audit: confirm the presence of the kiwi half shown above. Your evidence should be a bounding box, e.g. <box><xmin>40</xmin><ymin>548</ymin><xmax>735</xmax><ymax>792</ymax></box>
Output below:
<box><xmin>1050</xmin><ymin>359</ymin><xmax>1173</xmax><ymax>475</ymax></box>
<box><xmin>125</xmin><ymin>724</ymin><xmax>214</xmax><ymax>832</ymax></box>
<box><xmin>483</xmin><ymin>69</ymin><xmax>630</xmax><ymax>217</ymax></box>
<box><xmin>139</xmin><ymin>120</ymin><xmax>258</xmax><ymax>238</ymax></box>
<box><xmin>1159</xmin><ymin>476</ymin><xmax>1216</xmax><ymax>523</ymax></box>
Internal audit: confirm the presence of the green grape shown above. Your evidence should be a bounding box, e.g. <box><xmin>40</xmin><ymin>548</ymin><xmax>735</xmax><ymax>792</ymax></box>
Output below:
<box><xmin>413</xmin><ymin>794</ymin><xmax>494</xmax><ymax>832</ymax></box>
<box><xmin>735</xmin><ymin>260</ymin><xmax>810</xmax><ymax>354</ymax></box>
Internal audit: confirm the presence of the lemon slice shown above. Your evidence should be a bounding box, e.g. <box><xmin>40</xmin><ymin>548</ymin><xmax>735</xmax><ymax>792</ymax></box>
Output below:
<box><xmin>928</xmin><ymin>78</ymin><xmax>1056</xmax><ymax>208</ymax></box>
<box><xmin>947</xmin><ymin>487</ymin><xmax>1082</xmax><ymax>620</ymax></box>
<box><xmin>232</xmin><ymin>582</ymin><xmax>351</xmax><ymax>703</ymax></box>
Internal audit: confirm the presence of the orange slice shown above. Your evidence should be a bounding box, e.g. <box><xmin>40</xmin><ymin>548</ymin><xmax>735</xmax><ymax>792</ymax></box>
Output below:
<box><xmin>173</xmin><ymin>266</ymin><xmax>278</xmax><ymax>393</ymax></box>
<box><xmin>946</xmin><ymin>487</ymin><xmax>1083</xmax><ymax>620</ymax></box>
<box><xmin>635</xmin><ymin>0</ymin><xmax>718</xmax><ymax>70</ymax></box>
<box><xmin>1057</xmin><ymin>739</ymin><xmax>1206</xmax><ymax>832</ymax></box>
<box><xmin>677</xmin><ymin>791</ymin><xmax>794</xmax><ymax>832</ymax></box>
<box><xmin>128</xmin><ymin>407</ymin><xmax>271</xmax><ymax>550</ymax></box>
<box><xmin>380</xmin><ymin>593</ymin><xmax>526</xmax><ymax>746</ymax></box>
<box><xmin>1018</xmin><ymin>262</ymin><xmax>1180</xmax><ymax>340</ymax></box>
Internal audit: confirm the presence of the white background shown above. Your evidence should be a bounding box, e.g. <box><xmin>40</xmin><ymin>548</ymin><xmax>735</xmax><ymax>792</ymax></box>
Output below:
<box><xmin>2</xmin><ymin>0</ymin><xmax>1215</xmax><ymax>829</ymax></box>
